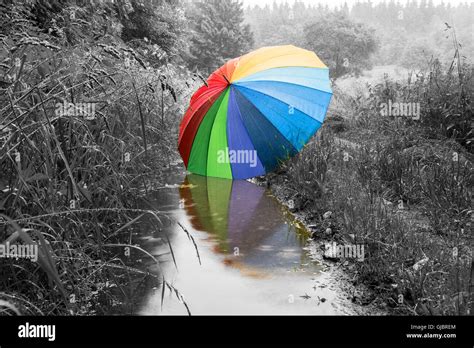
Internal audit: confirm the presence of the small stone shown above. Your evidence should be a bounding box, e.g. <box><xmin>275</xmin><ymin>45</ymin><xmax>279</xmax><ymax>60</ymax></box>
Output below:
<box><xmin>323</xmin><ymin>211</ymin><xmax>332</xmax><ymax>219</ymax></box>
<box><xmin>325</xmin><ymin>228</ymin><xmax>332</xmax><ymax>235</ymax></box>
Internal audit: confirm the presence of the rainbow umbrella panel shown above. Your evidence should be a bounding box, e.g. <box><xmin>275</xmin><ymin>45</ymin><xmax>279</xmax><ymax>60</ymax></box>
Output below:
<box><xmin>178</xmin><ymin>45</ymin><xmax>332</xmax><ymax>179</ymax></box>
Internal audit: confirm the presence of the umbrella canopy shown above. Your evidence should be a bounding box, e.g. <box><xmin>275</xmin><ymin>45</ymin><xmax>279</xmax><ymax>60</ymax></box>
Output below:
<box><xmin>178</xmin><ymin>45</ymin><xmax>332</xmax><ymax>179</ymax></box>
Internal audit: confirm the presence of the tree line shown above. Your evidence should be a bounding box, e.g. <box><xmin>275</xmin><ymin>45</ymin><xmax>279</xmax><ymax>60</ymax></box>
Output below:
<box><xmin>245</xmin><ymin>1</ymin><xmax>473</xmax><ymax>69</ymax></box>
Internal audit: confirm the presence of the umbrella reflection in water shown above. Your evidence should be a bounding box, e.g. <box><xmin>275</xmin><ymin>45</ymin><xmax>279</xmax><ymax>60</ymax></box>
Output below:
<box><xmin>179</xmin><ymin>174</ymin><xmax>311</xmax><ymax>272</ymax></box>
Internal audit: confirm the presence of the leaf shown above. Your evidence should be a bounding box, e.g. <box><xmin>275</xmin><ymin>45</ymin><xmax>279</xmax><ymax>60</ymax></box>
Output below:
<box><xmin>1</xmin><ymin>215</ymin><xmax>66</xmax><ymax>300</ymax></box>
<box><xmin>104</xmin><ymin>214</ymin><xmax>145</xmax><ymax>241</ymax></box>
<box><xmin>77</xmin><ymin>184</ymin><xmax>92</xmax><ymax>202</ymax></box>
<box><xmin>0</xmin><ymin>299</ymin><xmax>21</xmax><ymax>315</ymax></box>
<box><xmin>103</xmin><ymin>244</ymin><xmax>161</xmax><ymax>268</ymax></box>
<box><xmin>165</xmin><ymin>234</ymin><xmax>177</xmax><ymax>270</ymax></box>
<box><xmin>161</xmin><ymin>277</ymin><xmax>166</xmax><ymax>310</ymax></box>
<box><xmin>25</xmin><ymin>173</ymin><xmax>49</xmax><ymax>183</ymax></box>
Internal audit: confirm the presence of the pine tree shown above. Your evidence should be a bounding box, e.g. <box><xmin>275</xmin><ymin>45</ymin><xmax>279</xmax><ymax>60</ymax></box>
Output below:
<box><xmin>186</xmin><ymin>0</ymin><xmax>253</xmax><ymax>74</ymax></box>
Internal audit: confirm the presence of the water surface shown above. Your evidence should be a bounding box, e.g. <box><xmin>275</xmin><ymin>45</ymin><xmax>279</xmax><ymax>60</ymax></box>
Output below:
<box><xmin>138</xmin><ymin>172</ymin><xmax>354</xmax><ymax>315</ymax></box>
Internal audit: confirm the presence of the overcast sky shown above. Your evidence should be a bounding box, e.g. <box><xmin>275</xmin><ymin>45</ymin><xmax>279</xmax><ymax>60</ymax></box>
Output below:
<box><xmin>242</xmin><ymin>0</ymin><xmax>473</xmax><ymax>9</ymax></box>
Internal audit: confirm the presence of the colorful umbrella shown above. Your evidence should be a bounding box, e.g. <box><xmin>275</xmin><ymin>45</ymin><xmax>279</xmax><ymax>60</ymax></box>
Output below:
<box><xmin>178</xmin><ymin>45</ymin><xmax>332</xmax><ymax>179</ymax></box>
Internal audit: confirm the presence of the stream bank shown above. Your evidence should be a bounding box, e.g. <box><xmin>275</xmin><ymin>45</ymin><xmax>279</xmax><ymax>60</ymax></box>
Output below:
<box><xmin>255</xmin><ymin>110</ymin><xmax>472</xmax><ymax>316</ymax></box>
<box><xmin>253</xmin><ymin>173</ymin><xmax>387</xmax><ymax>314</ymax></box>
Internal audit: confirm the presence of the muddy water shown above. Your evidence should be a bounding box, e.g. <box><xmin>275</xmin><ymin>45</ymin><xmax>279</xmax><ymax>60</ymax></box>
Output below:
<box><xmin>137</xmin><ymin>170</ymin><xmax>356</xmax><ymax>315</ymax></box>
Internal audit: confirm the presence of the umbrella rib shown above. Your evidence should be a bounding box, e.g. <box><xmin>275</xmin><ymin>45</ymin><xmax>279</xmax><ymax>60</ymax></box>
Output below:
<box><xmin>222</xmin><ymin>74</ymin><xmax>230</xmax><ymax>84</ymax></box>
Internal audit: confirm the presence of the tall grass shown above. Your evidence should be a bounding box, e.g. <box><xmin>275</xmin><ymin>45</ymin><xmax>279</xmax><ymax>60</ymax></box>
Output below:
<box><xmin>0</xmin><ymin>16</ymin><xmax>197</xmax><ymax>314</ymax></box>
<box><xmin>272</xmin><ymin>36</ymin><xmax>473</xmax><ymax>315</ymax></box>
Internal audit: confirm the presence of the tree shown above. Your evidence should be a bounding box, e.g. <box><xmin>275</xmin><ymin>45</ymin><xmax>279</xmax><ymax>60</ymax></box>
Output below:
<box><xmin>186</xmin><ymin>0</ymin><xmax>253</xmax><ymax>74</ymax></box>
<box><xmin>304</xmin><ymin>14</ymin><xmax>378</xmax><ymax>79</ymax></box>
<box><xmin>120</xmin><ymin>0</ymin><xmax>187</xmax><ymax>57</ymax></box>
